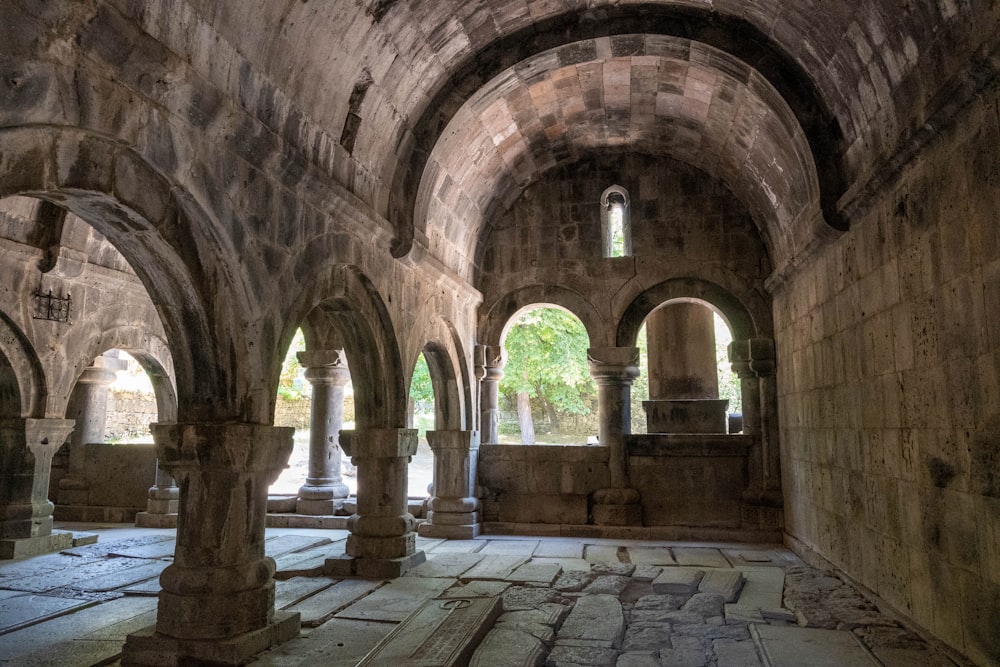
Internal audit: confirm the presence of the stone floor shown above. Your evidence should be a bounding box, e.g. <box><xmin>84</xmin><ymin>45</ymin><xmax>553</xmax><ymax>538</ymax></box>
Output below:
<box><xmin>0</xmin><ymin>523</ymin><xmax>970</xmax><ymax>667</ymax></box>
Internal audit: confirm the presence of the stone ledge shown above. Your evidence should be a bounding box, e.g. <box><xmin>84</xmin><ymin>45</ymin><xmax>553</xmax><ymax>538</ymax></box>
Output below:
<box><xmin>627</xmin><ymin>434</ymin><xmax>754</xmax><ymax>457</ymax></box>
<box><xmin>0</xmin><ymin>530</ymin><xmax>74</xmax><ymax>559</ymax></box>
<box><xmin>483</xmin><ymin>522</ymin><xmax>783</xmax><ymax>543</ymax></box>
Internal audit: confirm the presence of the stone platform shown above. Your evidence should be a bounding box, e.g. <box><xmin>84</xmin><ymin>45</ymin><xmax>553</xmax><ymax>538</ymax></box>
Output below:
<box><xmin>0</xmin><ymin>523</ymin><xmax>972</xmax><ymax>667</ymax></box>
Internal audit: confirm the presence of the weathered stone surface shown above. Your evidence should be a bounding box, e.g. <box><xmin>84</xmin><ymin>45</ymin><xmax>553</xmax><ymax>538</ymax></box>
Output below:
<box><xmin>506</xmin><ymin>561</ymin><xmax>562</xmax><ymax>584</ymax></box>
<box><xmin>622</xmin><ymin>623</ymin><xmax>671</xmax><ymax>651</ymax></box>
<box><xmin>461</xmin><ymin>554</ymin><xmax>529</xmax><ymax>581</ymax></box>
<box><xmin>752</xmin><ymin>625</ymin><xmax>879</xmax><ymax>666</ymax></box>
<box><xmin>358</xmin><ymin>596</ymin><xmax>501</xmax><ymax>666</ymax></box>
<box><xmin>672</xmin><ymin>548</ymin><xmax>731</xmax><ymax>569</ymax></box>
<box><xmin>406</xmin><ymin>552</ymin><xmax>485</xmax><ymax>578</ymax></box>
<box><xmin>502</xmin><ymin>585</ymin><xmax>562</xmax><ymax>610</ymax></box>
<box><xmin>698</xmin><ymin>570</ymin><xmax>744</xmax><ymax>603</ymax></box>
<box><xmin>682</xmin><ymin>593</ymin><xmax>727</xmax><ymax>617</ymax></box>
<box><xmin>546</xmin><ymin>643</ymin><xmax>619</xmax><ymax>666</ymax></box>
<box><xmin>558</xmin><ymin>594</ymin><xmax>625</xmax><ymax>648</ymax></box>
<box><xmin>713</xmin><ymin>638</ymin><xmax>763</xmax><ymax>666</ymax></box>
<box><xmin>652</xmin><ymin>567</ymin><xmax>705</xmax><ymax>594</ymax></box>
<box><xmin>661</xmin><ymin>647</ymin><xmax>710</xmax><ymax>666</ymax></box>
<box><xmin>335</xmin><ymin>577</ymin><xmax>452</xmax><ymax>622</ymax></box>
<box><xmin>583</xmin><ymin>574</ymin><xmax>631</xmax><ymax>596</ymax></box>
<box><xmin>470</xmin><ymin>626</ymin><xmax>546</xmax><ymax>667</ymax></box>
<box><xmin>290</xmin><ymin>578</ymin><xmax>381</xmax><ymax>627</ymax></box>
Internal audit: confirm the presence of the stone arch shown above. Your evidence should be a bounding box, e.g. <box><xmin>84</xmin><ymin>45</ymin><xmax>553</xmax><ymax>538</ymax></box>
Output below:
<box><xmin>388</xmin><ymin>2</ymin><xmax>847</xmax><ymax>260</ymax></box>
<box><xmin>77</xmin><ymin>326</ymin><xmax>177</xmax><ymax>424</ymax></box>
<box><xmin>0</xmin><ymin>126</ymin><xmax>235</xmax><ymax>421</ymax></box>
<box><xmin>287</xmin><ymin>265</ymin><xmax>405</xmax><ymax>429</ymax></box>
<box><xmin>0</xmin><ymin>311</ymin><xmax>45</xmax><ymax>419</ymax></box>
<box><xmin>616</xmin><ymin>278</ymin><xmax>765</xmax><ymax>347</ymax></box>
<box><xmin>413</xmin><ymin>317</ymin><xmax>471</xmax><ymax>432</ymax></box>
<box><xmin>480</xmin><ymin>285</ymin><xmax>607</xmax><ymax>350</ymax></box>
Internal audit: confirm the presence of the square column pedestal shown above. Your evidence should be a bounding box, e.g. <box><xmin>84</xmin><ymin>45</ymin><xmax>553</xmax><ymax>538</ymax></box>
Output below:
<box><xmin>418</xmin><ymin>430</ymin><xmax>481</xmax><ymax>539</ymax></box>
<box><xmin>122</xmin><ymin>423</ymin><xmax>299</xmax><ymax>666</ymax></box>
<box><xmin>329</xmin><ymin>428</ymin><xmax>425</xmax><ymax>579</ymax></box>
<box><xmin>0</xmin><ymin>419</ymin><xmax>76</xmax><ymax>559</ymax></box>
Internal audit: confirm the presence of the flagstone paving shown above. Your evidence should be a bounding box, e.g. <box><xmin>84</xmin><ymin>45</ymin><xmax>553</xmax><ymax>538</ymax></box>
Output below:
<box><xmin>0</xmin><ymin>524</ymin><xmax>971</xmax><ymax>666</ymax></box>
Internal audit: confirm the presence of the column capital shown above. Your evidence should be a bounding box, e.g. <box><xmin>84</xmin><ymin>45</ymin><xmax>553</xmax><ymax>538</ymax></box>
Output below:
<box><xmin>78</xmin><ymin>355</ymin><xmax>127</xmax><ymax>385</ymax></box>
<box><xmin>152</xmin><ymin>422</ymin><xmax>293</xmax><ymax>480</ymax></box>
<box><xmin>426</xmin><ymin>429</ymin><xmax>480</xmax><ymax>453</ymax></box>
<box><xmin>728</xmin><ymin>338</ymin><xmax>775</xmax><ymax>377</ymax></box>
<box><xmin>22</xmin><ymin>418</ymin><xmax>76</xmax><ymax>453</ymax></box>
<box><xmin>587</xmin><ymin>346</ymin><xmax>640</xmax><ymax>382</ymax></box>
<box><xmin>483</xmin><ymin>345</ymin><xmax>505</xmax><ymax>368</ymax></box>
<box><xmin>340</xmin><ymin>428</ymin><xmax>418</xmax><ymax>459</ymax></box>
<box><xmin>297</xmin><ymin>348</ymin><xmax>347</xmax><ymax>369</ymax></box>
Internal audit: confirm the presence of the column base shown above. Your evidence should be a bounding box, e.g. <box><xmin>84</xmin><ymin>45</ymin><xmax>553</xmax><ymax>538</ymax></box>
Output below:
<box><xmin>324</xmin><ymin>550</ymin><xmax>426</xmax><ymax>579</ymax></box>
<box><xmin>418</xmin><ymin>520</ymin><xmax>481</xmax><ymax>539</ymax></box>
<box><xmin>121</xmin><ymin>611</ymin><xmax>300</xmax><ymax>666</ymax></box>
<box><xmin>0</xmin><ymin>530</ymin><xmax>74</xmax><ymax>559</ymax></box>
<box><xmin>296</xmin><ymin>498</ymin><xmax>346</xmax><ymax>515</ymax></box>
<box><xmin>134</xmin><ymin>511</ymin><xmax>178</xmax><ymax>529</ymax></box>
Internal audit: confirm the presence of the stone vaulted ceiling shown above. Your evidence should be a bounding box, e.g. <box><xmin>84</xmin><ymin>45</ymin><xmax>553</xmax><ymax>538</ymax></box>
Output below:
<box><xmin>141</xmin><ymin>0</ymin><xmax>1000</xmax><ymax>281</ymax></box>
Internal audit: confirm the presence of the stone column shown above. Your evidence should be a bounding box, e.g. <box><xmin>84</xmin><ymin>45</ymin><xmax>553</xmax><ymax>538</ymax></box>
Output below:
<box><xmin>730</xmin><ymin>338</ymin><xmax>783</xmax><ymax>530</ymax></box>
<box><xmin>480</xmin><ymin>346</ymin><xmax>504</xmax><ymax>445</ymax></box>
<box><xmin>134</xmin><ymin>459</ymin><xmax>180</xmax><ymax>528</ymax></box>
<box><xmin>334</xmin><ymin>428</ymin><xmax>425</xmax><ymax>578</ymax></box>
<box><xmin>587</xmin><ymin>347</ymin><xmax>642</xmax><ymax>526</ymax></box>
<box><xmin>58</xmin><ymin>353</ymin><xmax>126</xmax><ymax>505</ymax></box>
<box><xmin>122</xmin><ymin>423</ymin><xmax>298</xmax><ymax>666</ymax></box>
<box><xmin>0</xmin><ymin>418</ymin><xmax>75</xmax><ymax>558</ymax></box>
<box><xmin>643</xmin><ymin>303</ymin><xmax>728</xmax><ymax>433</ymax></box>
<box><xmin>295</xmin><ymin>350</ymin><xmax>351</xmax><ymax>515</ymax></box>
<box><xmin>418</xmin><ymin>430</ymin><xmax>481</xmax><ymax>539</ymax></box>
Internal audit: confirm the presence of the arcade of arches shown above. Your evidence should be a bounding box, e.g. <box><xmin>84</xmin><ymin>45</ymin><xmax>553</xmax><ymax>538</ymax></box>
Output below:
<box><xmin>0</xmin><ymin>1</ymin><xmax>998</xmax><ymax>665</ymax></box>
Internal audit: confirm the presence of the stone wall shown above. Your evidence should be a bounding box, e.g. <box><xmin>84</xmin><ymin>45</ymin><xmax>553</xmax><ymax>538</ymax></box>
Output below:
<box><xmin>105</xmin><ymin>390</ymin><xmax>158</xmax><ymax>440</ymax></box>
<box><xmin>477</xmin><ymin>152</ymin><xmax>773</xmax><ymax>345</ymax></box>
<box><xmin>773</xmin><ymin>88</ymin><xmax>1000</xmax><ymax>664</ymax></box>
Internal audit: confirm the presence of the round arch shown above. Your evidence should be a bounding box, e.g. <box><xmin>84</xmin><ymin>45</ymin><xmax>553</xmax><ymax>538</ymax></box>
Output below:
<box><xmin>0</xmin><ymin>312</ymin><xmax>45</xmax><ymax>419</ymax></box>
<box><xmin>286</xmin><ymin>265</ymin><xmax>406</xmax><ymax>429</ymax></box>
<box><xmin>616</xmin><ymin>278</ymin><xmax>766</xmax><ymax>347</ymax></box>
<box><xmin>388</xmin><ymin>3</ymin><xmax>846</xmax><ymax>260</ymax></box>
<box><xmin>0</xmin><ymin>126</ymin><xmax>236</xmax><ymax>421</ymax></box>
<box><xmin>480</xmin><ymin>285</ymin><xmax>608</xmax><ymax>350</ymax></box>
<box><xmin>411</xmin><ymin>317</ymin><xmax>471</xmax><ymax>432</ymax></box>
<box><xmin>66</xmin><ymin>326</ymin><xmax>178</xmax><ymax>424</ymax></box>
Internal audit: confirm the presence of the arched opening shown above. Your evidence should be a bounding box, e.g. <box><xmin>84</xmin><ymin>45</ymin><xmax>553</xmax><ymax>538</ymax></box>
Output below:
<box><xmin>498</xmin><ymin>305</ymin><xmax>597</xmax><ymax>444</ymax></box>
<box><xmin>634</xmin><ymin>299</ymin><xmax>742</xmax><ymax>435</ymax></box>
<box><xmin>269</xmin><ymin>327</ymin><xmax>358</xmax><ymax>501</ymax></box>
<box><xmin>601</xmin><ymin>185</ymin><xmax>631</xmax><ymax>259</ymax></box>
<box><xmin>407</xmin><ymin>352</ymin><xmax>434</xmax><ymax>498</ymax></box>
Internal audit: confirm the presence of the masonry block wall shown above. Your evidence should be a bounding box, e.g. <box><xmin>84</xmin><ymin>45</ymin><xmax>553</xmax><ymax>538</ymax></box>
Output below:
<box><xmin>477</xmin><ymin>152</ymin><xmax>773</xmax><ymax>333</ymax></box>
<box><xmin>774</xmin><ymin>89</ymin><xmax>1000</xmax><ymax>664</ymax></box>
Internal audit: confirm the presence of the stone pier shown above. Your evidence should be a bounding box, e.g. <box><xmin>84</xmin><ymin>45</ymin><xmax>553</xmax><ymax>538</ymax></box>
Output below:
<box><xmin>134</xmin><ymin>458</ymin><xmax>179</xmax><ymax>528</ymax></box>
<box><xmin>295</xmin><ymin>350</ymin><xmax>351</xmax><ymax>515</ymax></box>
<box><xmin>643</xmin><ymin>303</ymin><xmax>728</xmax><ymax>434</ymax></box>
<box><xmin>57</xmin><ymin>353</ymin><xmax>126</xmax><ymax>507</ymax></box>
<box><xmin>419</xmin><ymin>429</ymin><xmax>481</xmax><ymax>539</ymax></box>
<box><xmin>333</xmin><ymin>428</ymin><xmax>425</xmax><ymax>578</ymax></box>
<box><xmin>479</xmin><ymin>347</ymin><xmax>504</xmax><ymax>445</ymax></box>
<box><xmin>121</xmin><ymin>423</ymin><xmax>298</xmax><ymax>666</ymax></box>
<box><xmin>587</xmin><ymin>347</ymin><xmax>642</xmax><ymax>526</ymax></box>
<box><xmin>0</xmin><ymin>418</ymin><xmax>76</xmax><ymax>559</ymax></box>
